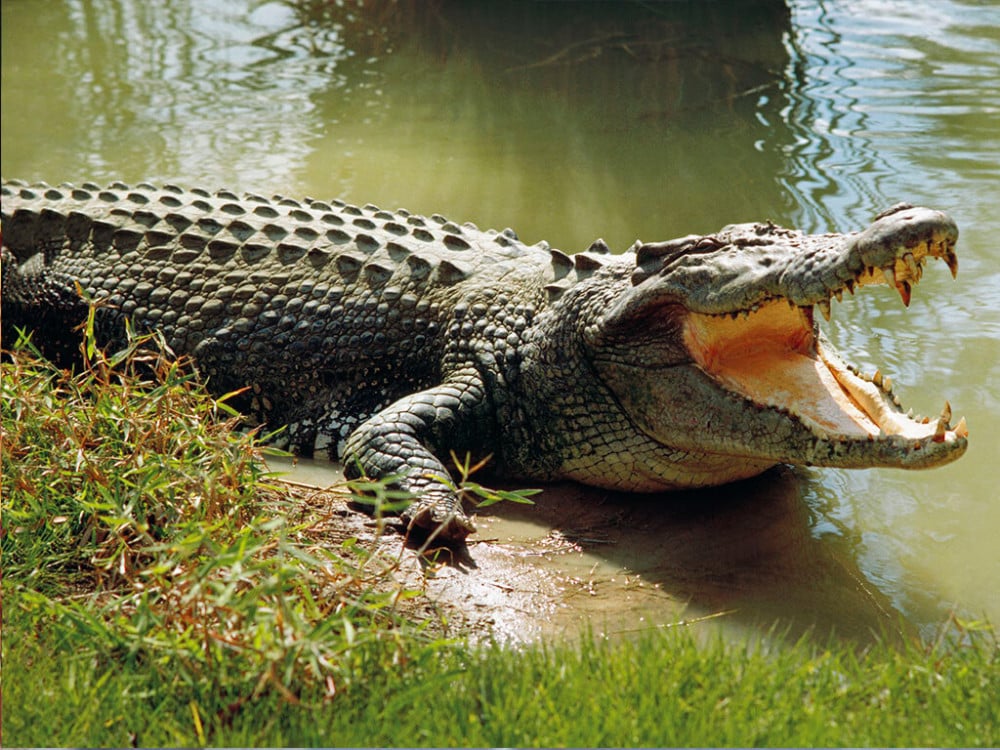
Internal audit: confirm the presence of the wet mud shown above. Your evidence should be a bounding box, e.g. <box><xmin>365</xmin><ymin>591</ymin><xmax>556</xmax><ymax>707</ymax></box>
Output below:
<box><xmin>270</xmin><ymin>456</ymin><xmax>910</xmax><ymax>646</ymax></box>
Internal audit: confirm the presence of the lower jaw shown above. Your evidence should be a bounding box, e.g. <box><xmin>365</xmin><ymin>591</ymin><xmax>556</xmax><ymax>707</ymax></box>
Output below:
<box><xmin>692</xmin><ymin>345</ymin><xmax>967</xmax><ymax>467</ymax></box>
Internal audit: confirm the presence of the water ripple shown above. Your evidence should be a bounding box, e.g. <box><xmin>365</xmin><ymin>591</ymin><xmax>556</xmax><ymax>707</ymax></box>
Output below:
<box><xmin>780</xmin><ymin>0</ymin><xmax>1000</xmax><ymax>230</ymax></box>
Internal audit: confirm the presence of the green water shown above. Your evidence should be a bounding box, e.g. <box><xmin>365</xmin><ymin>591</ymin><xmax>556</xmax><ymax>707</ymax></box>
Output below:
<box><xmin>3</xmin><ymin>0</ymin><xmax>998</xmax><ymax>639</ymax></box>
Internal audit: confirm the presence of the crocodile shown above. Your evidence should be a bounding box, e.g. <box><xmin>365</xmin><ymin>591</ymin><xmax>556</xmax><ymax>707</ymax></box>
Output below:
<box><xmin>1</xmin><ymin>179</ymin><xmax>969</xmax><ymax>541</ymax></box>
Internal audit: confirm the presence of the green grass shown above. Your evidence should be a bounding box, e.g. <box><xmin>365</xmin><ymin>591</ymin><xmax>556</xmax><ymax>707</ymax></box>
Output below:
<box><xmin>2</xmin><ymin>320</ymin><xmax>997</xmax><ymax>747</ymax></box>
<box><xmin>5</xmin><ymin>600</ymin><xmax>997</xmax><ymax>747</ymax></box>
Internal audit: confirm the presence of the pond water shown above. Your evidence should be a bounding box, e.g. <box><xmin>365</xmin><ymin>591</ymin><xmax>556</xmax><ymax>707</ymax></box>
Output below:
<box><xmin>3</xmin><ymin>0</ymin><xmax>998</xmax><ymax>642</ymax></box>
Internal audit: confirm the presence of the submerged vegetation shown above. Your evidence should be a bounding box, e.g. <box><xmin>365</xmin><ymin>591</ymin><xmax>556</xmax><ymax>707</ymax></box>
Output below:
<box><xmin>2</xmin><ymin>322</ymin><xmax>997</xmax><ymax>747</ymax></box>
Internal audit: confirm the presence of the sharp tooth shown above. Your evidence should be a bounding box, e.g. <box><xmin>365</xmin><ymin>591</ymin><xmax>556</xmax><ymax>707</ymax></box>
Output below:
<box><xmin>955</xmin><ymin>416</ymin><xmax>969</xmax><ymax>438</ymax></box>
<box><xmin>906</xmin><ymin>408</ymin><xmax>914</xmax><ymax>418</ymax></box>
<box><xmin>941</xmin><ymin>400</ymin><xmax>952</xmax><ymax>424</ymax></box>
<box><xmin>898</xmin><ymin>280</ymin><xmax>912</xmax><ymax>307</ymax></box>
<box><xmin>818</xmin><ymin>298</ymin><xmax>832</xmax><ymax>321</ymax></box>
<box><xmin>873</xmin><ymin>369</ymin><xmax>883</xmax><ymax>387</ymax></box>
<box><xmin>934</xmin><ymin>417</ymin><xmax>948</xmax><ymax>442</ymax></box>
<box><xmin>883</xmin><ymin>265</ymin><xmax>896</xmax><ymax>288</ymax></box>
<box><xmin>882</xmin><ymin>375</ymin><xmax>893</xmax><ymax>393</ymax></box>
<box><xmin>845</xmin><ymin>279</ymin><xmax>855</xmax><ymax>295</ymax></box>
<box><xmin>945</xmin><ymin>251</ymin><xmax>959</xmax><ymax>279</ymax></box>
<box><xmin>904</xmin><ymin>252</ymin><xmax>919</xmax><ymax>279</ymax></box>
<box><xmin>835</xmin><ymin>289</ymin><xmax>843</xmax><ymax>303</ymax></box>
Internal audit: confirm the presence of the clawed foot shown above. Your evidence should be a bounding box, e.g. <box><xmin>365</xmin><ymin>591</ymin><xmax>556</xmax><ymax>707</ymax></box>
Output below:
<box><xmin>401</xmin><ymin>496</ymin><xmax>476</xmax><ymax>543</ymax></box>
<box><xmin>349</xmin><ymin>491</ymin><xmax>475</xmax><ymax>545</ymax></box>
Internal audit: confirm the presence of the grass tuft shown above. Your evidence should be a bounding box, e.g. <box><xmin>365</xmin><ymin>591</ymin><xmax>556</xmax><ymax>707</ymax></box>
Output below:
<box><xmin>2</xmin><ymin>320</ymin><xmax>440</xmax><ymax>745</ymax></box>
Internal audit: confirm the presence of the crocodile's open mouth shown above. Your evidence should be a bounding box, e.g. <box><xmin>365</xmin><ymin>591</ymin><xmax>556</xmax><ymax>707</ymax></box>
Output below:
<box><xmin>682</xmin><ymin>257</ymin><xmax>968</xmax><ymax>452</ymax></box>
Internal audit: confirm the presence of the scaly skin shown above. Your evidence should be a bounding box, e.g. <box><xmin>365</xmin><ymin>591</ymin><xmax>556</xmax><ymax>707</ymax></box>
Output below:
<box><xmin>1</xmin><ymin>180</ymin><xmax>969</xmax><ymax>541</ymax></box>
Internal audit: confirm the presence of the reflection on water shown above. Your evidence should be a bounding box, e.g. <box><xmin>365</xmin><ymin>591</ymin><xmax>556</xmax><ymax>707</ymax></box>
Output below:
<box><xmin>0</xmin><ymin>1</ymin><xmax>351</xmax><ymax>185</ymax></box>
<box><xmin>2</xmin><ymin>0</ymin><xmax>799</xmax><ymax>246</ymax></box>
<box><xmin>522</xmin><ymin>468</ymin><xmax>910</xmax><ymax>645</ymax></box>
<box><xmin>2</xmin><ymin>0</ymin><xmax>999</xmax><ymax>640</ymax></box>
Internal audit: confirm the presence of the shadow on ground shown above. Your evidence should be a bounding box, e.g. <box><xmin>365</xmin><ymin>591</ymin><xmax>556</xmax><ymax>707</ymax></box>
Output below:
<box><xmin>273</xmin><ymin>457</ymin><xmax>908</xmax><ymax>647</ymax></box>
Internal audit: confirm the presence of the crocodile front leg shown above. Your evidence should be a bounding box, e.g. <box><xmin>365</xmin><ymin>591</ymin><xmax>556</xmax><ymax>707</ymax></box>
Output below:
<box><xmin>342</xmin><ymin>368</ymin><xmax>490</xmax><ymax>542</ymax></box>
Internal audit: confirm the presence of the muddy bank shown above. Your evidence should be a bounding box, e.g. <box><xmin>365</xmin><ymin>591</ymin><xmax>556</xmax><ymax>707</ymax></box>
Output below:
<box><xmin>271</xmin><ymin>456</ymin><xmax>909</xmax><ymax>646</ymax></box>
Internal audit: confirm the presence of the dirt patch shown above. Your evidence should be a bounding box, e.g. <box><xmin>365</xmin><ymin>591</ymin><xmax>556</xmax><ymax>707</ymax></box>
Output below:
<box><xmin>271</xmin><ymin>457</ymin><xmax>911</xmax><ymax>646</ymax></box>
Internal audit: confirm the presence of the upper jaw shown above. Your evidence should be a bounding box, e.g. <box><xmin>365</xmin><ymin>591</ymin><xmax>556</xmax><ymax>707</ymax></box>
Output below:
<box><xmin>838</xmin><ymin>203</ymin><xmax>959</xmax><ymax>308</ymax></box>
<box><xmin>632</xmin><ymin>203</ymin><xmax>960</xmax><ymax>317</ymax></box>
